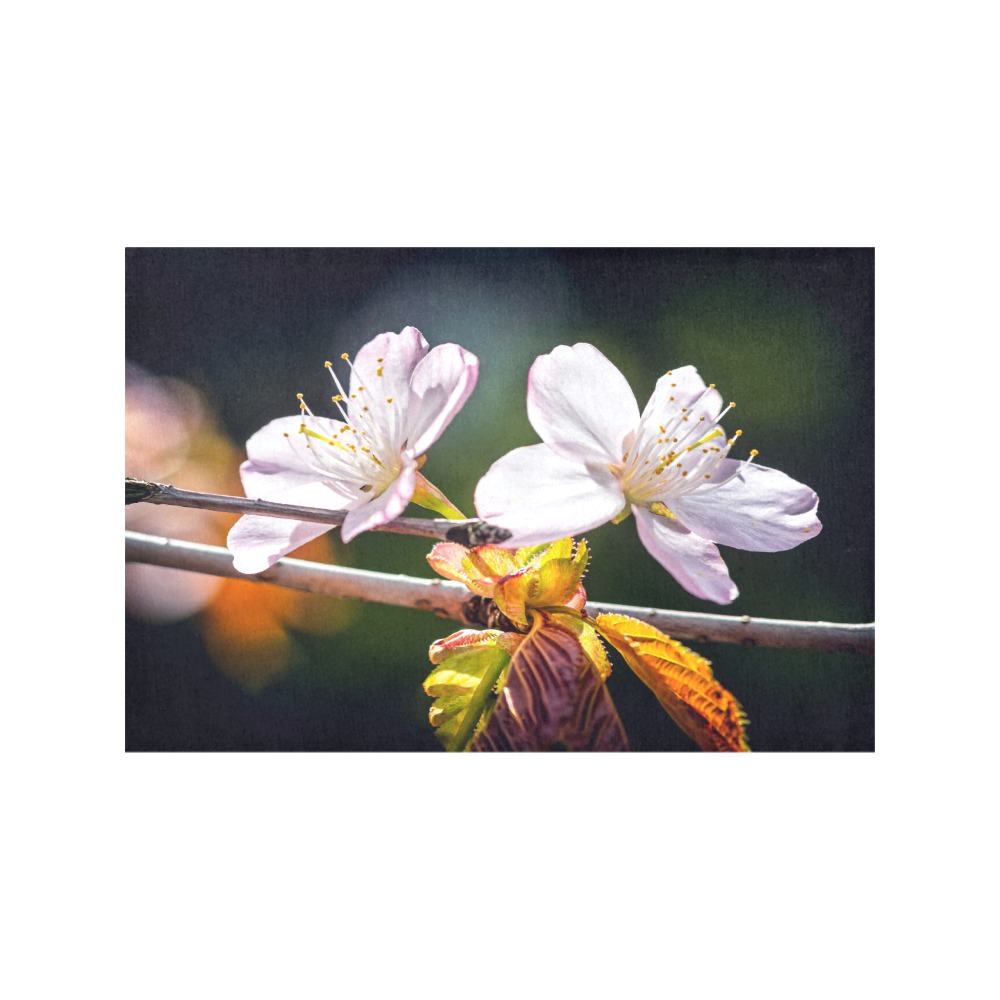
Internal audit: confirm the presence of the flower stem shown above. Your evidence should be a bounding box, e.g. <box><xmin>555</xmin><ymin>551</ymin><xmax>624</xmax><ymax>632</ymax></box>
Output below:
<box><xmin>447</xmin><ymin>654</ymin><xmax>509</xmax><ymax>752</ymax></box>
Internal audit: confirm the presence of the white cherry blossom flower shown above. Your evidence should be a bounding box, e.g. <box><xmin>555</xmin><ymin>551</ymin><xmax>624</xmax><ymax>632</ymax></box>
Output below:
<box><xmin>474</xmin><ymin>343</ymin><xmax>821</xmax><ymax>604</ymax></box>
<box><xmin>228</xmin><ymin>327</ymin><xmax>478</xmax><ymax>573</ymax></box>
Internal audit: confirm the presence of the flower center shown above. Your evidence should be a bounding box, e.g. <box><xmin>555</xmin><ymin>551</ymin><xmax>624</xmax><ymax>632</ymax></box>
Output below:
<box><xmin>615</xmin><ymin>380</ymin><xmax>758</xmax><ymax>510</ymax></box>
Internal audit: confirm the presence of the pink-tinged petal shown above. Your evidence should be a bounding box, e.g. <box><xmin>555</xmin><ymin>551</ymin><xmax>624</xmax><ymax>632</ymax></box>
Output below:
<box><xmin>347</xmin><ymin>327</ymin><xmax>428</xmax><ymax>439</ymax></box>
<box><xmin>527</xmin><ymin>343</ymin><xmax>640</xmax><ymax>464</ymax></box>
<box><xmin>474</xmin><ymin>444</ymin><xmax>625</xmax><ymax>547</ymax></box>
<box><xmin>642</xmin><ymin>365</ymin><xmax>719</xmax><ymax>419</ymax></box>
<box><xmin>670</xmin><ymin>461</ymin><xmax>822</xmax><ymax>552</ymax></box>
<box><xmin>240</xmin><ymin>415</ymin><xmax>359</xmax><ymax>500</ymax></box>
<box><xmin>340</xmin><ymin>454</ymin><xmax>418</xmax><ymax>542</ymax></box>
<box><xmin>405</xmin><ymin>344</ymin><xmax>479</xmax><ymax>455</ymax></box>
<box><xmin>633</xmin><ymin>506</ymin><xmax>739</xmax><ymax>604</ymax></box>
<box><xmin>636</xmin><ymin>365</ymin><xmax>725</xmax><ymax>441</ymax></box>
<box><xmin>228</xmin><ymin>516</ymin><xmax>335</xmax><ymax>574</ymax></box>
<box><xmin>226</xmin><ymin>479</ymin><xmax>353</xmax><ymax>573</ymax></box>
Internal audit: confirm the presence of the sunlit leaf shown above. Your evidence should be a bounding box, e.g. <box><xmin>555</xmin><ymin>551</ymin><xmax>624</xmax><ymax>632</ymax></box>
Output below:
<box><xmin>592</xmin><ymin>613</ymin><xmax>749</xmax><ymax>752</ymax></box>
<box><xmin>558</xmin><ymin>615</ymin><xmax>613</xmax><ymax>681</ymax></box>
<box><xmin>423</xmin><ymin>639</ymin><xmax>515</xmax><ymax>750</ymax></box>
<box><xmin>463</xmin><ymin>545</ymin><xmax>521</xmax><ymax>583</ymax></box>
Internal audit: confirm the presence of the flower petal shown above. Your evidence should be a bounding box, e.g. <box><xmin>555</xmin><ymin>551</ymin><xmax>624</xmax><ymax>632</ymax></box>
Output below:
<box><xmin>474</xmin><ymin>443</ymin><xmax>625</xmax><ymax>547</ymax></box>
<box><xmin>635</xmin><ymin>365</ymin><xmax>726</xmax><ymax>446</ymax></box>
<box><xmin>527</xmin><ymin>343</ymin><xmax>639</xmax><ymax>464</ymax></box>
<box><xmin>239</xmin><ymin>415</ymin><xmax>362</xmax><ymax>501</ymax></box>
<box><xmin>341</xmin><ymin>454</ymin><xmax>418</xmax><ymax>542</ymax></box>
<box><xmin>405</xmin><ymin>343</ymin><xmax>479</xmax><ymax>455</ymax></box>
<box><xmin>347</xmin><ymin>327</ymin><xmax>427</xmax><ymax>446</ymax></box>
<box><xmin>670</xmin><ymin>461</ymin><xmax>822</xmax><ymax>552</ymax></box>
<box><xmin>227</xmin><ymin>481</ymin><xmax>351</xmax><ymax>574</ymax></box>
<box><xmin>641</xmin><ymin>364</ymin><xmax>721</xmax><ymax>423</ymax></box>
<box><xmin>633</xmin><ymin>506</ymin><xmax>739</xmax><ymax>604</ymax></box>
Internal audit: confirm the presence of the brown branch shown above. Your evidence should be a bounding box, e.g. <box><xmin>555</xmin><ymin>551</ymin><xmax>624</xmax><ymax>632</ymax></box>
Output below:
<box><xmin>125</xmin><ymin>530</ymin><xmax>875</xmax><ymax>655</ymax></box>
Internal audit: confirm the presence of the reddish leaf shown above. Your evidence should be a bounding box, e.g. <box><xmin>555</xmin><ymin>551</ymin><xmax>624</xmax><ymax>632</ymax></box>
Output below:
<box><xmin>472</xmin><ymin>613</ymin><xmax>628</xmax><ymax>752</ymax></box>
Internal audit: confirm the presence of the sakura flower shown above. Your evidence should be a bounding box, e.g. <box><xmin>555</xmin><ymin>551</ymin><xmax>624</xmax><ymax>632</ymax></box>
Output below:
<box><xmin>228</xmin><ymin>327</ymin><xmax>478</xmax><ymax>573</ymax></box>
<box><xmin>474</xmin><ymin>343</ymin><xmax>821</xmax><ymax>604</ymax></box>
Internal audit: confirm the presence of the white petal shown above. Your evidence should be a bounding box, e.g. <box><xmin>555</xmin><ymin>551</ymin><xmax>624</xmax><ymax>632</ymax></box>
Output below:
<box><xmin>348</xmin><ymin>327</ymin><xmax>428</xmax><ymax>449</ymax></box>
<box><xmin>226</xmin><ymin>479</ymin><xmax>354</xmax><ymax>573</ymax></box>
<box><xmin>527</xmin><ymin>343</ymin><xmax>639</xmax><ymax>464</ymax></box>
<box><xmin>636</xmin><ymin>365</ymin><xmax>725</xmax><ymax>443</ymax></box>
<box><xmin>238</xmin><ymin>414</ymin><xmax>369</xmax><ymax>501</ymax></box>
<box><xmin>405</xmin><ymin>343</ymin><xmax>479</xmax><ymax>456</ymax></box>
<box><xmin>474</xmin><ymin>443</ymin><xmax>625</xmax><ymax>546</ymax></box>
<box><xmin>240</xmin><ymin>415</ymin><xmax>331</xmax><ymax>484</ymax></box>
<box><xmin>341</xmin><ymin>456</ymin><xmax>418</xmax><ymax>542</ymax></box>
<box><xmin>640</xmin><ymin>365</ymin><xmax>718</xmax><ymax>419</ymax></box>
<box><xmin>633</xmin><ymin>506</ymin><xmax>739</xmax><ymax>604</ymax></box>
<box><xmin>670</xmin><ymin>461</ymin><xmax>822</xmax><ymax>552</ymax></box>
<box><xmin>228</xmin><ymin>516</ymin><xmax>335</xmax><ymax>574</ymax></box>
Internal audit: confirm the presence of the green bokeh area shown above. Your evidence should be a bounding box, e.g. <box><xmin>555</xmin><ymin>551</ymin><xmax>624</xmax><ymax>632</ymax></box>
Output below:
<box><xmin>126</xmin><ymin>248</ymin><xmax>874</xmax><ymax>752</ymax></box>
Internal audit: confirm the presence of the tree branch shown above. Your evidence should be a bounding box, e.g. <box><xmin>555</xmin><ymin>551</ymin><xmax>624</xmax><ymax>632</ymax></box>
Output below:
<box><xmin>125</xmin><ymin>530</ymin><xmax>875</xmax><ymax>655</ymax></box>
<box><xmin>125</xmin><ymin>478</ymin><xmax>513</xmax><ymax>548</ymax></box>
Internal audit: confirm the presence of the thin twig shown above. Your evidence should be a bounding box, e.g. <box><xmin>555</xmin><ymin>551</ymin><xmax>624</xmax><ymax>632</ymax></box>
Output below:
<box><xmin>125</xmin><ymin>478</ymin><xmax>512</xmax><ymax>547</ymax></box>
<box><xmin>125</xmin><ymin>530</ymin><xmax>875</xmax><ymax>655</ymax></box>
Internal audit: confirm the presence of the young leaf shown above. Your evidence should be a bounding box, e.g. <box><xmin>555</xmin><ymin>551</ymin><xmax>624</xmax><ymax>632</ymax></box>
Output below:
<box><xmin>471</xmin><ymin>613</ymin><xmax>628</xmax><ymax>752</ymax></box>
<box><xmin>423</xmin><ymin>641</ymin><xmax>513</xmax><ymax>751</ymax></box>
<box><xmin>592</xmin><ymin>612</ymin><xmax>749</xmax><ymax>752</ymax></box>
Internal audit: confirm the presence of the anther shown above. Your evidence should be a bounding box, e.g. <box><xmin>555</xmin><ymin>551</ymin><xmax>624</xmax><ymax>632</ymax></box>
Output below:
<box><xmin>341</xmin><ymin>353</ymin><xmax>349</xmax><ymax>360</ymax></box>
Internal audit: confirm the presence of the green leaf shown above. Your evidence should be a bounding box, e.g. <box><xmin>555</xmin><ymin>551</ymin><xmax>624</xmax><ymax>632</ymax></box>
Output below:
<box><xmin>423</xmin><ymin>643</ymin><xmax>512</xmax><ymax>751</ymax></box>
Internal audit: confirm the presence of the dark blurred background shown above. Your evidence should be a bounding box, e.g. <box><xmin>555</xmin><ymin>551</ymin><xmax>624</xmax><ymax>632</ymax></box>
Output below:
<box><xmin>125</xmin><ymin>248</ymin><xmax>874</xmax><ymax>752</ymax></box>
